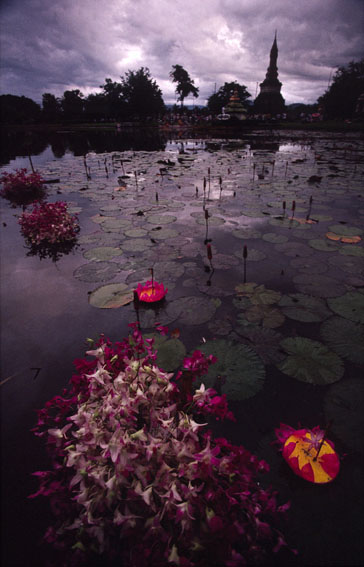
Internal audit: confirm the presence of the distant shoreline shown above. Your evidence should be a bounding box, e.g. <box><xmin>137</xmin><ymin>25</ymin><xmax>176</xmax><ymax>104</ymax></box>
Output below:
<box><xmin>1</xmin><ymin>120</ymin><xmax>363</xmax><ymax>133</ymax></box>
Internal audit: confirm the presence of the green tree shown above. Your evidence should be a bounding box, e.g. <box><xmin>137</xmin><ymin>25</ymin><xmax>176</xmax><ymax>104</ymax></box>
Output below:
<box><xmin>61</xmin><ymin>89</ymin><xmax>84</xmax><ymax>122</ymax></box>
<box><xmin>99</xmin><ymin>78</ymin><xmax>126</xmax><ymax>120</ymax></box>
<box><xmin>170</xmin><ymin>64</ymin><xmax>199</xmax><ymax>107</ymax></box>
<box><xmin>0</xmin><ymin>94</ymin><xmax>41</xmax><ymax>124</ymax></box>
<box><xmin>207</xmin><ymin>82</ymin><xmax>251</xmax><ymax>114</ymax></box>
<box><xmin>318</xmin><ymin>59</ymin><xmax>364</xmax><ymax>119</ymax></box>
<box><xmin>42</xmin><ymin>93</ymin><xmax>62</xmax><ymax>123</ymax></box>
<box><xmin>120</xmin><ymin>67</ymin><xmax>165</xmax><ymax>120</ymax></box>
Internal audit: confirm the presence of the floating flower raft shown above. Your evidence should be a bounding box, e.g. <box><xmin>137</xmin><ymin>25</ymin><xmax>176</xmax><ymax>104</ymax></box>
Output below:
<box><xmin>135</xmin><ymin>279</ymin><xmax>168</xmax><ymax>302</ymax></box>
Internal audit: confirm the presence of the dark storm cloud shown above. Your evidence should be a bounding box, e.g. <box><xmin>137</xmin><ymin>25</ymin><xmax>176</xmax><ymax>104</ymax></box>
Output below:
<box><xmin>1</xmin><ymin>0</ymin><xmax>363</xmax><ymax>105</ymax></box>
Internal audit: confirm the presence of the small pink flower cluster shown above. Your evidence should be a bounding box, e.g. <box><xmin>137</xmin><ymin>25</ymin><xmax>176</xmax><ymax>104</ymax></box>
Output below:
<box><xmin>193</xmin><ymin>384</ymin><xmax>236</xmax><ymax>422</ymax></box>
<box><xmin>182</xmin><ymin>348</ymin><xmax>217</xmax><ymax>377</ymax></box>
<box><xmin>19</xmin><ymin>201</ymin><xmax>79</xmax><ymax>245</ymax></box>
<box><xmin>31</xmin><ymin>325</ymin><xmax>290</xmax><ymax>567</ymax></box>
<box><xmin>0</xmin><ymin>168</ymin><xmax>44</xmax><ymax>200</ymax></box>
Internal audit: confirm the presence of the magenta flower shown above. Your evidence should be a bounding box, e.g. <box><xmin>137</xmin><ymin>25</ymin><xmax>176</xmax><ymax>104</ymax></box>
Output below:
<box><xmin>136</xmin><ymin>280</ymin><xmax>168</xmax><ymax>302</ymax></box>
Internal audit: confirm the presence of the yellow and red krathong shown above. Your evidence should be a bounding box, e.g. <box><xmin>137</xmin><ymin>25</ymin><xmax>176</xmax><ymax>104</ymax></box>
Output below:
<box><xmin>275</xmin><ymin>423</ymin><xmax>340</xmax><ymax>484</ymax></box>
<box><xmin>135</xmin><ymin>280</ymin><xmax>168</xmax><ymax>303</ymax></box>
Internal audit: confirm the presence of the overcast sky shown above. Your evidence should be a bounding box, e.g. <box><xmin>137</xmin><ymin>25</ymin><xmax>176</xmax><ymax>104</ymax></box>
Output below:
<box><xmin>1</xmin><ymin>0</ymin><xmax>363</xmax><ymax>107</ymax></box>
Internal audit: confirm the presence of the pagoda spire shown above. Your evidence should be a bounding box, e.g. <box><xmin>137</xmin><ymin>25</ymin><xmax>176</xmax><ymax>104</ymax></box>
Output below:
<box><xmin>253</xmin><ymin>32</ymin><xmax>285</xmax><ymax>115</ymax></box>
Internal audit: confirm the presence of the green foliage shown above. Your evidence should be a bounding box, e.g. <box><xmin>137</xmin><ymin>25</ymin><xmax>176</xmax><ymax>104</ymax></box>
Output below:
<box><xmin>318</xmin><ymin>58</ymin><xmax>364</xmax><ymax>119</ymax></box>
<box><xmin>42</xmin><ymin>93</ymin><xmax>62</xmax><ymax>123</ymax></box>
<box><xmin>170</xmin><ymin>64</ymin><xmax>199</xmax><ymax>106</ymax></box>
<box><xmin>61</xmin><ymin>89</ymin><xmax>84</xmax><ymax>122</ymax></box>
<box><xmin>120</xmin><ymin>67</ymin><xmax>165</xmax><ymax>119</ymax></box>
<box><xmin>207</xmin><ymin>82</ymin><xmax>251</xmax><ymax>113</ymax></box>
<box><xmin>0</xmin><ymin>94</ymin><xmax>41</xmax><ymax>124</ymax></box>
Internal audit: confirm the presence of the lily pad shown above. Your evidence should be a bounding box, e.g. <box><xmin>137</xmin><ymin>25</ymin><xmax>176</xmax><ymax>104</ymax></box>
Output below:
<box><xmin>324</xmin><ymin>378</ymin><xmax>364</xmax><ymax>455</ymax></box>
<box><xmin>320</xmin><ymin>316</ymin><xmax>364</xmax><ymax>365</ymax></box>
<box><xmin>100</xmin><ymin>218</ymin><xmax>132</xmax><ymax>231</ymax></box>
<box><xmin>233</xmin><ymin>326</ymin><xmax>284</xmax><ymax>365</ymax></box>
<box><xmin>121</xmin><ymin>239</ymin><xmax>153</xmax><ymax>252</ymax></box>
<box><xmin>275</xmin><ymin>241</ymin><xmax>313</xmax><ymax>257</ymax></box>
<box><xmin>240</xmin><ymin>305</ymin><xmax>285</xmax><ymax>328</ymax></box>
<box><xmin>328</xmin><ymin>224</ymin><xmax>363</xmax><ymax>237</ymax></box>
<box><xmin>149</xmin><ymin>228</ymin><xmax>179</xmax><ymax>240</ymax></box>
<box><xmin>235</xmin><ymin>283</ymin><xmax>281</xmax><ymax>305</ymax></box>
<box><xmin>327</xmin><ymin>255</ymin><xmax>363</xmax><ymax>274</ymax></box>
<box><xmin>166</xmin><ymin>296</ymin><xmax>220</xmax><ymax>325</ymax></box>
<box><xmin>89</xmin><ymin>283</ymin><xmax>133</xmax><ymax>308</ymax></box>
<box><xmin>262</xmin><ymin>233</ymin><xmax>289</xmax><ymax>244</ymax></box>
<box><xmin>83</xmin><ymin>246</ymin><xmax>123</xmax><ymax>262</ymax></box>
<box><xmin>73</xmin><ymin>261</ymin><xmax>120</xmax><ymax>283</ymax></box>
<box><xmin>196</xmin><ymin>339</ymin><xmax>266</xmax><ymax>400</ymax></box>
<box><xmin>290</xmin><ymin>256</ymin><xmax>328</xmax><ymax>274</ymax></box>
<box><xmin>292</xmin><ymin>273</ymin><xmax>344</xmax><ymax>298</ymax></box>
<box><xmin>155</xmin><ymin>337</ymin><xmax>186</xmax><ymax>371</ymax></box>
<box><xmin>309</xmin><ymin>239</ymin><xmax>340</xmax><ymax>252</ymax></box>
<box><xmin>339</xmin><ymin>246</ymin><xmax>364</xmax><ymax>257</ymax></box>
<box><xmin>146</xmin><ymin>214</ymin><xmax>177</xmax><ymax>225</ymax></box>
<box><xmin>124</xmin><ymin>228</ymin><xmax>148</xmax><ymax>238</ymax></box>
<box><xmin>277</xmin><ymin>337</ymin><xmax>344</xmax><ymax>384</ymax></box>
<box><xmin>208</xmin><ymin>318</ymin><xmax>233</xmax><ymax>336</ymax></box>
<box><xmin>234</xmin><ymin>248</ymin><xmax>266</xmax><ymax>261</ymax></box>
<box><xmin>327</xmin><ymin>290</ymin><xmax>364</xmax><ymax>323</ymax></box>
<box><xmin>279</xmin><ymin>293</ymin><xmax>331</xmax><ymax>322</ymax></box>
<box><xmin>232</xmin><ymin>228</ymin><xmax>262</xmax><ymax>239</ymax></box>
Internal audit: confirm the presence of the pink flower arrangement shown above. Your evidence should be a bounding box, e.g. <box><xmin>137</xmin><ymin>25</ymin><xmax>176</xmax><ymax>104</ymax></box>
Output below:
<box><xmin>19</xmin><ymin>201</ymin><xmax>79</xmax><ymax>245</ymax></box>
<box><xmin>31</xmin><ymin>324</ymin><xmax>292</xmax><ymax>566</ymax></box>
<box><xmin>136</xmin><ymin>279</ymin><xmax>168</xmax><ymax>302</ymax></box>
<box><xmin>0</xmin><ymin>168</ymin><xmax>46</xmax><ymax>203</ymax></box>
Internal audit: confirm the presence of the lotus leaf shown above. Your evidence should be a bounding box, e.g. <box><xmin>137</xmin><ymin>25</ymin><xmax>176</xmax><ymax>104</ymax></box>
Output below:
<box><xmin>327</xmin><ymin>290</ymin><xmax>364</xmax><ymax>323</ymax></box>
<box><xmin>324</xmin><ymin>378</ymin><xmax>364</xmax><ymax>455</ymax></box>
<box><xmin>328</xmin><ymin>224</ymin><xmax>363</xmax><ymax>237</ymax></box>
<box><xmin>293</xmin><ymin>273</ymin><xmax>344</xmax><ymax>298</ymax></box>
<box><xmin>89</xmin><ymin>283</ymin><xmax>133</xmax><ymax>308</ymax></box>
<box><xmin>233</xmin><ymin>326</ymin><xmax>284</xmax><ymax>365</ymax></box>
<box><xmin>124</xmin><ymin>228</ymin><xmax>148</xmax><ymax>238</ymax></box>
<box><xmin>149</xmin><ymin>228</ymin><xmax>179</xmax><ymax>240</ymax></box>
<box><xmin>328</xmin><ymin>255</ymin><xmax>363</xmax><ymax>274</ymax></box>
<box><xmin>196</xmin><ymin>216</ymin><xmax>226</xmax><ymax>226</ymax></box>
<box><xmin>232</xmin><ymin>228</ymin><xmax>262</xmax><ymax>240</ymax></box>
<box><xmin>122</xmin><ymin>239</ymin><xmax>153</xmax><ymax>252</ymax></box>
<box><xmin>155</xmin><ymin>338</ymin><xmax>186</xmax><ymax>371</ymax></box>
<box><xmin>165</xmin><ymin>296</ymin><xmax>219</xmax><ymax>325</ymax></box>
<box><xmin>277</xmin><ymin>337</ymin><xmax>344</xmax><ymax>384</ymax></box>
<box><xmin>242</xmin><ymin>304</ymin><xmax>285</xmax><ymax>328</ymax></box>
<box><xmin>308</xmin><ymin>239</ymin><xmax>340</xmax><ymax>252</ymax></box>
<box><xmin>275</xmin><ymin>241</ymin><xmax>313</xmax><ymax>257</ymax></box>
<box><xmin>100</xmin><ymin>218</ymin><xmax>132</xmax><ymax>230</ymax></box>
<box><xmin>208</xmin><ymin>318</ymin><xmax>233</xmax><ymax>336</ymax></box>
<box><xmin>235</xmin><ymin>282</ymin><xmax>281</xmax><ymax>305</ymax></box>
<box><xmin>73</xmin><ymin>261</ymin><xmax>120</xmax><ymax>283</ymax></box>
<box><xmin>290</xmin><ymin>256</ymin><xmax>328</xmax><ymax>274</ymax></box>
<box><xmin>146</xmin><ymin>214</ymin><xmax>177</xmax><ymax>225</ymax></box>
<box><xmin>234</xmin><ymin>248</ymin><xmax>266</xmax><ymax>261</ymax></box>
<box><xmin>196</xmin><ymin>339</ymin><xmax>265</xmax><ymax>400</ymax></box>
<box><xmin>262</xmin><ymin>233</ymin><xmax>289</xmax><ymax>244</ymax></box>
<box><xmin>279</xmin><ymin>293</ymin><xmax>331</xmax><ymax>322</ymax></box>
<box><xmin>339</xmin><ymin>246</ymin><xmax>364</xmax><ymax>257</ymax></box>
<box><xmin>320</xmin><ymin>316</ymin><xmax>364</xmax><ymax>365</ymax></box>
<box><xmin>83</xmin><ymin>246</ymin><xmax>123</xmax><ymax>262</ymax></box>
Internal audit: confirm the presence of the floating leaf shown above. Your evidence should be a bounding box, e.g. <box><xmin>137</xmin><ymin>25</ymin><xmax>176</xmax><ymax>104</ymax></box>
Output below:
<box><xmin>233</xmin><ymin>327</ymin><xmax>284</xmax><ymax>365</ymax></box>
<box><xmin>339</xmin><ymin>245</ymin><xmax>364</xmax><ymax>257</ymax></box>
<box><xmin>124</xmin><ymin>228</ymin><xmax>148</xmax><ymax>238</ymax></box>
<box><xmin>292</xmin><ymin>273</ymin><xmax>344</xmax><ymax>298</ymax></box>
<box><xmin>327</xmin><ymin>255</ymin><xmax>363</xmax><ymax>274</ymax></box>
<box><xmin>235</xmin><ymin>283</ymin><xmax>281</xmax><ymax>305</ymax></box>
<box><xmin>232</xmin><ymin>228</ymin><xmax>262</xmax><ymax>239</ymax></box>
<box><xmin>279</xmin><ymin>293</ymin><xmax>331</xmax><ymax>322</ymax></box>
<box><xmin>146</xmin><ymin>214</ymin><xmax>177</xmax><ymax>225</ymax></box>
<box><xmin>308</xmin><ymin>239</ymin><xmax>340</xmax><ymax>252</ymax></box>
<box><xmin>83</xmin><ymin>246</ymin><xmax>123</xmax><ymax>262</ymax></box>
<box><xmin>73</xmin><ymin>261</ymin><xmax>120</xmax><ymax>283</ymax></box>
<box><xmin>277</xmin><ymin>337</ymin><xmax>344</xmax><ymax>384</ymax></box>
<box><xmin>328</xmin><ymin>224</ymin><xmax>363</xmax><ymax>237</ymax></box>
<box><xmin>275</xmin><ymin>241</ymin><xmax>313</xmax><ymax>257</ymax></box>
<box><xmin>208</xmin><ymin>318</ymin><xmax>233</xmax><ymax>336</ymax></box>
<box><xmin>89</xmin><ymin>283</ymin><xmax>133</xmax><ymax>308</ymax></box>
<box><xmin>324</xmin><ymin>378</ymin><xmax>364</xmax><ymax>455</ymax></box>
<box><xmin>262</xmin><ymin>233</ymin><xmax>289</xmax><ymax>244</ymax></box>
<box><xmin>290</xmin><ymin>256</ymin><xmax>328</xmax><ymax>274</ymax></box>
<box><xmin>320</xmin><ymin>316</ymin><xmax>364</xmax><ymax>365</ymax></box>
<box><xmin>155</xmin><ymin>338</ymin><xmax>186</xmax><ymax>371</ymax></box>
<box><xmin>242</xmin><ymin>304</ymin><xmax>285</xmax><ymax>328</ymax></box>
<box><xmin>327</xmin><ymin>290</ymin><xmax>364</xmax><ymax>323</ymax></box>
<box><xmin>234</xmin><ymin>248</ymin><xmax>266</xmax><ymax>261</ymax></box>
<box><xmin>165</xmin><ymin>296</ymin><xmax>219</xmax><ymax>325</ymax></box>
<box><xmin>121</xmin><ymin>239</ymin><xmax>153</xmax><ymax>252</ymax></box>
<box><xmin>196</xmin><ymin>339</ymin><xmax>266</xmax><ymax>400</ymax></box>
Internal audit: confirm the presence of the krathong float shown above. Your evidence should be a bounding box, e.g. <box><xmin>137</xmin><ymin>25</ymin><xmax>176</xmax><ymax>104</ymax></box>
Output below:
<box><xmin>275</xmin><ymin>423</ymin><xmax>340</xmax><ymax>484</ymax></box>
<box><xmin>135</xmin><ymin>269</ymin><xmax>167</xmax><ymax>303</ymax></box>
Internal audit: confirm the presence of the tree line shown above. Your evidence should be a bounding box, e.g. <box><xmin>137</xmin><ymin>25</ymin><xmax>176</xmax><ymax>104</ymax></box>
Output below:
<box><xmin>0</xmin><ymin>59</ymin><xmax>363</xmax><ymax>124</ymax></box>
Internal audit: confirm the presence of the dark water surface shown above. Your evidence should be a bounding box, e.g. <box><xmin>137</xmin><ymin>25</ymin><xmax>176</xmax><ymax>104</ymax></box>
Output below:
<box><xmin>1</xmin><ymin>128</ymin><xmax>363</xmax><ymax>566</ymax></box>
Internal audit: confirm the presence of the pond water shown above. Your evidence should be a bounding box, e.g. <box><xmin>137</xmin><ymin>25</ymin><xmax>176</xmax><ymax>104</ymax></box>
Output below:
<box><xmin>1</xmin><ymin>128</ymin><xmax>363</xmax><ymax>566</ymax></box>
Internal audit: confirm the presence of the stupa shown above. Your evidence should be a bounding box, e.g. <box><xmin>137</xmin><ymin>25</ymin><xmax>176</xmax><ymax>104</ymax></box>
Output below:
<box><xmin>254</xmin><ymin>32</ymin><xmax>285</xmax><ymax>115</ymax></box>
<box><xmin>224</xmin><ymin>89</ymin><xmax>247</xmax><ymax>120</ymax></box>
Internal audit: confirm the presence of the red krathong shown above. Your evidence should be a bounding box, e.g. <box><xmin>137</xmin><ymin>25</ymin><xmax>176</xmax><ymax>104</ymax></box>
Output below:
<box><xmin>136</xmin><ymin>280</ymin><xmax>168</xmax><ymax>303</ymax></box>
